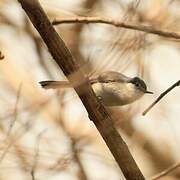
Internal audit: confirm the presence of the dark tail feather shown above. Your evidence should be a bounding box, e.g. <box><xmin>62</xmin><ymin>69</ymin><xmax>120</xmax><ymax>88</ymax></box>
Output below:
<box><xmin>39</xmin><ymin>81</ymin><xmax>71</xmax><ymax>89</ymax></box>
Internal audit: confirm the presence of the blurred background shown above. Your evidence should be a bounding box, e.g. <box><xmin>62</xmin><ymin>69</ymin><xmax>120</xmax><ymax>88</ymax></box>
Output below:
<box><xmin>0</xmin><ymin>0</ymin><xmax>180</xmax><ymax>179</ymax></box>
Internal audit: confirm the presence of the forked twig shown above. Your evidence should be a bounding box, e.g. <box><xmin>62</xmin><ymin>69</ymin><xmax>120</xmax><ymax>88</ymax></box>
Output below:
<box><xmin>143</xmin><ymin>80</ymin><xmax>180</xmax><ymax>116</ymax></box>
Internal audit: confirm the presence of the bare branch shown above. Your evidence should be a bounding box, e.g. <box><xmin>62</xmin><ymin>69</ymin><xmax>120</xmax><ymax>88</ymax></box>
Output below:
<box><xmin>143</xmin><ymin>80</ymin><xmax>180</xmax><ymax>116</ymax></box>
<box><xmin>150</xmin><ymin>162</ymin><xmax>180</xmax><ymax>180</ymax></box>
<box><xmin>31</xmin><ymin>130</ymin><xmax>45</xmax><ymax>180</ymax></box>
<box><xmin>17</xmin><ymin>0</ymin><xmax>145</xmax><ymax>179</ymax></box>
<box><xmin>7</xmin><ymin>83</ymin><xmax>22</xmax><ymax>136</ymax></box>
<box><xmin>52</xmin><ymin>16</ymin><xmax>180</xmax><ymax>40</ymax></box>
<box><xmin>71</xmin><ymin>137</ymin><xmax>88</xmax><ymax>180</ymax></box>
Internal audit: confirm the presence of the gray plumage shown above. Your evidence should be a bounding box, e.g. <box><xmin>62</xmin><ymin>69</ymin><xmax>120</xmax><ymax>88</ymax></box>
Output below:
<box><xmin>90</xmin><ymin>71</ymin><xmax>130</xmax><ymax>84</ymax></box>
<box><xmin>39</xmin><ymin>71</ymin><xmax>152</xmax><ymax>106</ymax></box>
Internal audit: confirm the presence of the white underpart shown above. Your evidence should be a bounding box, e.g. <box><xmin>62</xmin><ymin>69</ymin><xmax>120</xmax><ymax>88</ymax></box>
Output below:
<box><xmin>92</xmin><ymin>82</ymin><xmax>144</xmax><ymax>106</ymax></box>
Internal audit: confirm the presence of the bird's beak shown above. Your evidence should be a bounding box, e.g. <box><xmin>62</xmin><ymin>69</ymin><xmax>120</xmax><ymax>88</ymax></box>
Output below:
<box><xmin>145</xmin><ymin>90</ymin><xmax>153</xmax><ymax>94</ymax></box>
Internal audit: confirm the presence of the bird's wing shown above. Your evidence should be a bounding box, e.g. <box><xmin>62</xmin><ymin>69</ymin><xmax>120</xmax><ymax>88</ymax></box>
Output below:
<box><xmin>90</xmin><ymin>71</ymin><xmax>130</xmax><ymax>84</ymax></box>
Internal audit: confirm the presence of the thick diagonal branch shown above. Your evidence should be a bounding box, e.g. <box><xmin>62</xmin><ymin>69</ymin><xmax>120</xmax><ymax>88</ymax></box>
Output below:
<box><xmin>17</xmin><ymin>0</ymin><xmax>145</xmax><ymax>179</ymax></box>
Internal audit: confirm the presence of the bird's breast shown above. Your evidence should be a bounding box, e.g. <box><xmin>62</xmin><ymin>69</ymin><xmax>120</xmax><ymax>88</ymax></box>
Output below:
<box><xmin>92</xmin><ymin>82</ymin><xmax>144</xmax><ymax>106</ymax></box>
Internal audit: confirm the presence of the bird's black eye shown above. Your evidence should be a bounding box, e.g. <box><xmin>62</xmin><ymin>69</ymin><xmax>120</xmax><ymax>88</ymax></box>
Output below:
<box><xmin>130</xmin><ymin>77</ymin><xmax>146</xmax><ymax>89</ymax></box>
<box><xmin>135</xmin><ymin>82</ymin><xmax>140</xmax><ymax>87</ymax></box>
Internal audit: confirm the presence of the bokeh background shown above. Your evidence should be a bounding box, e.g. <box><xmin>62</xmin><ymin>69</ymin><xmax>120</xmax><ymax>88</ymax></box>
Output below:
<box><xmin>0</xmin><ymin>0</ymin><xmax>180</xmax><ymax>179</ymax></box>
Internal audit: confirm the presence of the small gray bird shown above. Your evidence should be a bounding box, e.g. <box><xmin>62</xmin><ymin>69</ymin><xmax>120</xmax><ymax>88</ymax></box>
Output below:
<box><xmin>39</xmin><ymin>71</ymin><xmax>153</xmax><ymax>106</ymax></box>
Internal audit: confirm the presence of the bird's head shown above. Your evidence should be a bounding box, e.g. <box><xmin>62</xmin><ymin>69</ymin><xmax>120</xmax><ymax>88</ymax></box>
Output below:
<box><xmin>129</xmin><ymin>77</ymin><xmax>153</xmax><ymax>95</ymax></box>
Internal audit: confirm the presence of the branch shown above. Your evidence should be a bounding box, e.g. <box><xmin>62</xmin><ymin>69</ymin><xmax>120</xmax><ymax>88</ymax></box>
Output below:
<box><xmin>7</xmin><ymin>83</ymin><xmax>22</xmax><ymax>136</ymax></box>
<box><xmin>57</xmin><ymin>108</ymin><xmax>88</xmax><ymax>180</ymax></box>
<box><xmin>71</xmin><ymin>138</ymin><xmax>88</xmax><ymax>180</ymax></box>
<box><xmin>52</xmin><ymin>16</ymin><xmax>180</xmax><ymax>39</ymax></box>
<box><xmin>150</xmin><ymin>162</ymin><xmax>180</xmax><ymax>180</ymax></box>
<box><xmin>143</xmin><ymin>80</ymin><xmax>180</xmax><ymax>116</ymax></box>
<box><xmin>31</xmin><ymin>131</ymin><xmax>45</xmax><ymax>180</ymax></box>
<box><xmin>17</xmin><ymin>0</ymin><xmax>145</xmax><ymax>179</ymax></box>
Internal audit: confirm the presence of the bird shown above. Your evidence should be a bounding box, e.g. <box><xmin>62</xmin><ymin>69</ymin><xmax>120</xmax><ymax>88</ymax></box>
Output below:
<box><xmin>39</xmin><ymin>71</ymin><xmax>153</xmax><ymax>106</ymax></box>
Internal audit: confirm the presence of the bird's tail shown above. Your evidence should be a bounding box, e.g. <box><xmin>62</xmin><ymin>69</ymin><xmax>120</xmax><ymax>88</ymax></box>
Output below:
<box><xmin>39</xmin><ymin>81</ymin><xmax>71</xmax><ymax>89</ymax></box>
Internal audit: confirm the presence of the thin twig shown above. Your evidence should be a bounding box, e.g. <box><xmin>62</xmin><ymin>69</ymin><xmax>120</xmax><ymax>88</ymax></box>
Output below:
<box><xmin>31</xmin><ymin>130</ymin><xmax>45</xmax><ymax>180</ymax></box>
<box><xmin>7</xmin><ymin>83</ymin><xmax>22</xmax><ymax>136</ymax></box>
<box><xmin>52</xmin><ymin>16</ymin><xmax>180</xmax><ymax>40</ymax></box>
<box><xmin>143</xmin><ymin>80</ymin><xmax>180</xmax><ymax>116</ymax></box>
<box><xmin>150</xmin><ymin>162</ymin><xmax>180</xmax><ymax>180</ymax></box>
<box><xmin>71</xmin><ymin>137</ymin><xmax>88</xmax><ymax>180</ymax></box>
